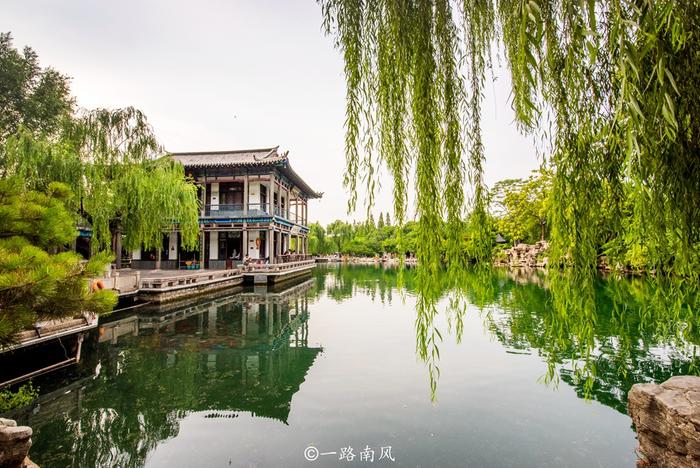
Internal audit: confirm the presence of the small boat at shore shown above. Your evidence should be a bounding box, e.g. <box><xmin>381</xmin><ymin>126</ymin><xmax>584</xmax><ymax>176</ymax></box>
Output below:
<box><xmin>0</xmin><ymin>313</ymin><xmax>98</xmax><ymax>388</ymax></box>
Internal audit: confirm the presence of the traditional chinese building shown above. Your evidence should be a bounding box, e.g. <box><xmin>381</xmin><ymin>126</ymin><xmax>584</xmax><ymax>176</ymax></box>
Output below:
<box><xmin>131</xmin><ymin>146</ymin><xmax>322</xmax><ymax>269</ymax></box>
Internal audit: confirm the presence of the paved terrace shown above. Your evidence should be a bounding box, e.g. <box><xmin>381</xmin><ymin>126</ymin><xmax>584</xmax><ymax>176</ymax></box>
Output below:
<box><xmin>106</xmin><ymin>259</ymin><xmax>316</xmax><ymax>295</ymax></box>
<box><xmin>106</xmin><ymin>268</ymin><xmax>242</xmax><ymax>295</ymax></box>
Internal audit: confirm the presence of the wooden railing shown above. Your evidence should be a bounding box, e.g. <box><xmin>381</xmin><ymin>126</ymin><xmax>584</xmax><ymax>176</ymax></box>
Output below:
<box><xmin>275</xmin><ymin>254</ymin><xmax>312</xmax><ymax>263</ymax></box>
<box><xmin>243</xmin><ymin>259</ymin><xmax>315</xmax><ymax>273</ymax></box>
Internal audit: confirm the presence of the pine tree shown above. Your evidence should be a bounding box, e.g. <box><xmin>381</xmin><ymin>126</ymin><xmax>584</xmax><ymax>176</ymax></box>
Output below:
<box><xmin>378</xmin><ymin>212</ymin><xmax>385</xmax><ymax>229</ymax></box>
<box><xmin>0</xmin><ymin>178</ymin><xmax>116</xmax><ymax>346</ymax></box>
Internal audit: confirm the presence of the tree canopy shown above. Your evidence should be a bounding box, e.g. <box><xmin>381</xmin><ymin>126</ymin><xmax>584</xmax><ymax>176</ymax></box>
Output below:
<box><xmin>490</xmin><ymin>169</ymin><xmax>552</xmax><ymax>244</ymax></box>
<box><xmin>0</xmin><ymin>33</ymin><xmax>201</xmax><ymax>342</ymax></box>
<box><xmin>0</xmin><ymin>32</ymin><xmax>74</xmax><ymax>142</ymax></box>
<box><xmin>319</xmin><ymin>0</ymin><xmax>700</xmax><ymax>276</ymax></box>
<box><xmin>0</xmin><ymin>33</ymin><xmax>200</xmax><ymax>268</ymax></box>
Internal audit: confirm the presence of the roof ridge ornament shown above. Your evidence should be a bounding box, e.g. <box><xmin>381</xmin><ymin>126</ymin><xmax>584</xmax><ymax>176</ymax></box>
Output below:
<box><xmin>255</xmin><ymin>146</ymin><xmax>281</xmax><ymax>161</ymax></box>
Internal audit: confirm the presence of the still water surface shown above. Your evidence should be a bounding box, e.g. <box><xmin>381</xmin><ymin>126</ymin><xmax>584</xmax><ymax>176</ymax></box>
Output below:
<box><xmin>13</xmin><ymin>265</ymin><xmax>700</xmax><ymax>467</ymax></box>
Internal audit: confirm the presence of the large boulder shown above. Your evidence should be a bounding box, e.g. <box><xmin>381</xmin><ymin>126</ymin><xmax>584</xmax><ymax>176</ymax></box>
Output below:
<box><xmin>0</xmin><ymin>418</ymin><xmax>36</xmax><ymax>468</ymax></box>
<box><xmin>628</xmin><ymin>376</ymin><xmax>700</xmax><ymax>467</ymax></box>
<box><xmin>496</xmin><ymin>241</ymin><xmax>549</xmax><ymax>268</ymax></box>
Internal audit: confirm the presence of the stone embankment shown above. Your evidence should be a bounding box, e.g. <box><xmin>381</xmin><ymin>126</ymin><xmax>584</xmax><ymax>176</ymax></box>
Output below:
<box><xmin>0</xmin><ymin>418</ymin><xmax>37</xmax><ymax>467</ymax></box>
<box><xmin>494</xmin><ymin>241</ymin><xmax>549</xmax><ymax>268</ymax></box>
<box><xmin>629</xmin><ymin>376</ymin><xmax>700</xmax><ymax>467</ymax></box>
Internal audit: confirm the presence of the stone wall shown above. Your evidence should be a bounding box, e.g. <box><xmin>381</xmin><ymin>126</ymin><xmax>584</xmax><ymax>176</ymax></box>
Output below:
<box><xmin>137</xmin><ymin>276</ymin><xmax>244</xmax><ymax>303</ymax></box>
<box><xmin>0</xmin><ymin>418</ymin><xmax>36</xmax><ymax>468</ymax></box>
<box><xmin>628</xmin><ymin>376</ymin><xmax>700</xmax><ymax>467</ymax></box>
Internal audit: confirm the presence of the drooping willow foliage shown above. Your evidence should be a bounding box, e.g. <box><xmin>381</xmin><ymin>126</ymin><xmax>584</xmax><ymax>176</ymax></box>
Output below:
<box><xmin>67</xmin><ymin>108</ymin><xmax>200</xmax><ymax>258</ymax></box>
<box><xmin>319</xmin><ymin>0</ymin><xmax>700</xmax><ymax>276</ymax></box>
<box><xmin>2</xmin><ymin>107</ymin><xmax>200</xmax><ymax>265</ymax></box>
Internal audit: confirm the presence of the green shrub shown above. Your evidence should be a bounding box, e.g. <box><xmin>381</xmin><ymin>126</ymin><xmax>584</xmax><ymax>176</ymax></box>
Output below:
<box><xmin>0</xmin><ymin>382</ymin><xmax>39</xmax><ymax>412</ymax></box>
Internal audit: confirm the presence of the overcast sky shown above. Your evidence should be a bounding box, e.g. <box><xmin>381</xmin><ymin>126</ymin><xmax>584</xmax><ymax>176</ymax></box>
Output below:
<box><xmin>2</xmin><ymin>0</ymin><xmax>539</xmax><ymax>225</ymax></box>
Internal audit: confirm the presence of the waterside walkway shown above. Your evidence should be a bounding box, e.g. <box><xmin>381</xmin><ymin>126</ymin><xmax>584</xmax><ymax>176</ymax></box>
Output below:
<box><xmin>106</xmin><ymin>259</ymin><xmax>316</xmax><ymax>302</ymax></box>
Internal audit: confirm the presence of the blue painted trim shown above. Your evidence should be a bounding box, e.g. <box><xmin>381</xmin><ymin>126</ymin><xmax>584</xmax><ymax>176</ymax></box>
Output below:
<box><xmin>197</xmin><ymin>215</ymin><xmax>309</xmax><ymax>233</ymax></box>
<box><xmin>200</xmin><ymin>217</ymin><xmax>273</xmax><ymax>224</ymax></box>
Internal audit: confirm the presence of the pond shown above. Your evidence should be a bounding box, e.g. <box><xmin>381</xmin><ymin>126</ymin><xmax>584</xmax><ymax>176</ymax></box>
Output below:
<box><xmin>10</xmin><ymin>265</ymin><xmax>700</xmax><ymax>467</ymax></box>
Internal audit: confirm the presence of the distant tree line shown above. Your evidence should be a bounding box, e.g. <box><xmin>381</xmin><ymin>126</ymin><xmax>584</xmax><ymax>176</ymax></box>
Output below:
<box><xmin>314</xmin><ymin>165</ymin><xmax>692</xmax><ymax>272</ymax></box>
<box><xmin>309</xmin><ymin>212</ymin><xmax>419</xmax><ymax>257</ymax></box>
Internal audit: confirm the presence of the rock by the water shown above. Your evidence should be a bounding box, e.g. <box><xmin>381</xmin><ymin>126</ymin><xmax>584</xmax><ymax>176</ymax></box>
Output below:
<box><xmin>495</xmin><ymin>241</ymin><xmax>549</xmax><ymax>268</ymax></box>
<box><xmin>628</xmin><ymin>376</ymin><xmax>700</xmax><ymax>467</ymax></box>
<box><xmin>0</xmin><ymin>418</ymin><xmax>35</xmax><ymax>468</ymax></box>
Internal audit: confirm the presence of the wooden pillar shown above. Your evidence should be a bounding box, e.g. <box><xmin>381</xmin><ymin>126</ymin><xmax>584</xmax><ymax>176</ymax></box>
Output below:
<box><xmin>295</xmin><ymin>195</ymin><xmax>299</xmax><ymax>224</ymax></box>
<box><xmin>200</xmin><ymin>182</ymin><xmax>207</xmax><ymax>217</ymax></box>
<box><xmin>267</xmin><ymin>228</ymin><xmax>274</xmax><ymax>263</ymax></box>
<box><xmin>286</xmin><ymin>186</ymin><xmax>290</xmax><ymax>220</ymax></box>
<box><xmin>300</xmin><ymin>199</ymin><xmax>304</xmax><ymax>225</ymax></box>
<box><xmin>243</xmin><ymin>174</ymin><xmax>249</xmax><ymax>216</ymax></box>
<box><xmin>199</xmin><ymin>230</ymin><xmax>205</xmax><ymax>269</ymax></box>
<box><xmin>242</xmin><ymin>227</ymin><xmax>248</xmax><ymax>258</ymax></box>
<box><xmin>276</xmin><ymin>180</ymin><xmax>282</xmax><ymax>217</ymax></box>
<box><xmin>268</xmin><ymin>175</ymin><xmax>275</xmax><ymax>215</ymax></box>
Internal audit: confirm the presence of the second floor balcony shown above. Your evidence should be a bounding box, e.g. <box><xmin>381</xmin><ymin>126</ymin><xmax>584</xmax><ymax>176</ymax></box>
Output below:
<box><xmin>202</xmin><ymin>203</ymin><xmax>306</xmax><ymax>226</ymax></box>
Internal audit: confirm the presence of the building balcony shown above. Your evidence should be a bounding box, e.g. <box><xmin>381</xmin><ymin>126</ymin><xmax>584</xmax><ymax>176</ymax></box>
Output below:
<box><xmin>202</xmin><ymin>204</ymin><xmax>307</xmax><ymax>227</ymax></box>
<box><xmin>203</xmin><ymin>203</ymin><xmax>266</xmax><ymax>218</ymax></box>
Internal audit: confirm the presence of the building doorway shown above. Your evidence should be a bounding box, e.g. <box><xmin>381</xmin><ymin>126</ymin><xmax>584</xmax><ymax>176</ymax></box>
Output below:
<box><xmin>219</xmin><ymin>232</ymin><xmax>242</xmax><ymax>268</ymax></box>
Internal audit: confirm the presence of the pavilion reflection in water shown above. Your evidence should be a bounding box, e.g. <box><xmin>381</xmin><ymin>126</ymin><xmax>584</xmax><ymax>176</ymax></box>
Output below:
<box><xmin>12</xmin><ymin>277</ymin><xmax>321</xmax><ymax>467</ymax></box>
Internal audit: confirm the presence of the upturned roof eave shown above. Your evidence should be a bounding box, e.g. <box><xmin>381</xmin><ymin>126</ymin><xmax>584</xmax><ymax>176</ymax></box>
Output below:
<box><xmin>168</xmin><ymin>146</ymin><xmax>322</xmax><ymax>199</ymax></box>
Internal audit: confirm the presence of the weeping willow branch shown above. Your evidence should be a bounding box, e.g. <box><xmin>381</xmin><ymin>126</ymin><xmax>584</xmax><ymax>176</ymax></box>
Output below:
<box><xmin>3</xmin><ymin>108</ymin><xmax>201</xmax><ymax>263</ymax></box>
<box><xmin>321</xmin><ymin>0</ymin><xmax>700</xmax><ymax>402</ymax></box>
<box><xmin>320</xmin><ymin>0</ymin><xmax>700</xmax><ymax>276</ymax></box>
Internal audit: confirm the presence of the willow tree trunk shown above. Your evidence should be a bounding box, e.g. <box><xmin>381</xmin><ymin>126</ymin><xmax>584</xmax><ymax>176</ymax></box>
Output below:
<box><xmin>540</xmin><ymin>221</ymin><xmax>546</xmax><ymax>242</ymax></box>
<box><xmin>111</xmin><ymin>221</ymin><xmax>122</xmax><ymax>269</ymax></box>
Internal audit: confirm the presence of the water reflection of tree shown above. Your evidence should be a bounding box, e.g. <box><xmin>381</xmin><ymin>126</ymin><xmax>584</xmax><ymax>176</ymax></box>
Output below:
<box><xmin>314</xmin><ymin>264</ymin><xmax>414</xmax><ymax>304</ymax></box>
<box><xmin>23</xmin><ymin>295</ymin><xmax>321</xmax><ymax>467</ymax></box>
<box><xmin>318</xmin><ymin>265</ymin><xmax>700</xmax><ymax>411</ymax></box>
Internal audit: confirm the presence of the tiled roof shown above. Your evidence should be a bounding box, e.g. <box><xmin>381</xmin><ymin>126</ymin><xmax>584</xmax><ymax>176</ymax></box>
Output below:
<box><xmin>169</xmin><ymin>146</ymin><xmax>323</xmax><ymax>199</ymax></box>
<box><xmin>170</xmin><ymin>147</ymin><xmax>284</xmax><ymax>167</ymax></box>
